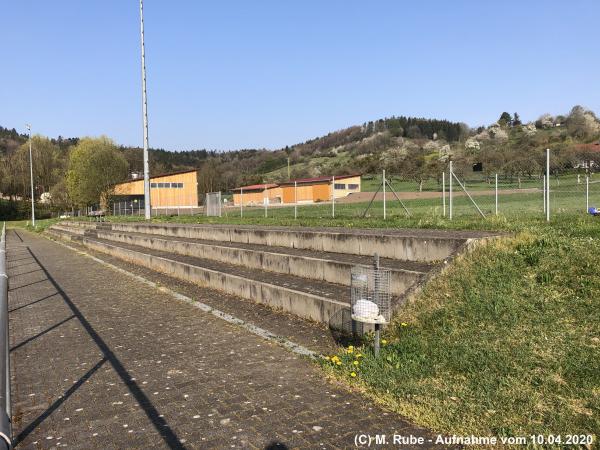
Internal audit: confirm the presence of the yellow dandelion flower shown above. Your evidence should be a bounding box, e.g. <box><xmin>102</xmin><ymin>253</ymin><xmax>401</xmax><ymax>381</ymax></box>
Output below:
<box><xmin>347</xmin><ymin>348</ymin><xmax>354</xmax><ymax>354</ymax></box>
<box><xmin>336</xmin><ymin>361</ymin><xmax>342</xmax><ymax>366</ymax></box>
<box><xmin>401</xmin><ymin>322</ymin><xmax>408</xmax><ymax>327</ymax></box>
<box><xmin>350</xmin><ymin>372</ymin><xmax>357</xmax><ymax>377</ymax></box>
<box><xmin>381</xmin><ymin>339</ymin><xmax>387</xmax><ymax>345</ymax></box>
<box><xmin>355</xmin><ymin>353</ymin><xmax>363</xmax><ymax>358</ymax></box>
<box><xmin>324</xmin><ymin>356</ymin><xmax>331</xmax><ymax>361</ymax></box>
<box><xmin>353</xmin><ymin>360</ymin><xmax>359</xmax><ymax>366</ymax></box>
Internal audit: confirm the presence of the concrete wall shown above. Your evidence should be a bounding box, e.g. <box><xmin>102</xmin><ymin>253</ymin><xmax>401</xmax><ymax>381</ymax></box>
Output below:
<box><xmin>93</xmin><ymin>229</ymin><xmax>423</xmax><ymax>296</ymax></box>
<box><xmin>49</xmin><ymin>228</ymin><xmax>350</xmax><ymax>325</ymax></box>
<box><xmin>104</xmin><ymin>223</ymin><xmax>464</xmax><ymax>262</ymax></box>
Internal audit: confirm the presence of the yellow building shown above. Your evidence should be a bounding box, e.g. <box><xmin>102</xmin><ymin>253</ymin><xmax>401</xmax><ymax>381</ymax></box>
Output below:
<box><xmin>232</xmin><ymin>174</ymin><xmax>361</xmax><ymax>206</ymax></box>
<box><xmin>113</xmin><ymin>169</ymin><xmax>199</xmax><ymax>208</ymax></box>
<box><xmin>231</xmin><ymin>184</ymin><xmax>281</xmax><ymax>206</ymax></box>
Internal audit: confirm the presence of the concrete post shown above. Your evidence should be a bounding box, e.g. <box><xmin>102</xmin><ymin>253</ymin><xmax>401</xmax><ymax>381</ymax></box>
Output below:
<box><xmin>442</xmin><ymin>171</ymin><xmax>445</xmax><ymax>217</ymax></box>
<box><xmin>332</xmin><ymin>176</ymin><xmax>335</xmax><ymax>218</ymax></box>
<box><xmin>382</xmin><ymin>170</ymin><xmax>386</xmax><ymax>220</ymax></box>
<box><xmin>495</xmin><ymin>173</ymin><xmax>498</xmax><ymax>215</ymax></box>
<box><xmin>449</xmin><ymin>161</ymin><xmax>453</xmax><ymax>220</ymax></box>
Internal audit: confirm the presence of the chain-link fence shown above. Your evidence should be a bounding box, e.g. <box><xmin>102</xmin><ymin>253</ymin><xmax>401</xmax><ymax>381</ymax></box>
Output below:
<box><xmin>101</xmin><ymin>150</ymin><xmax>595</xmax><ymax>223</ymax></box>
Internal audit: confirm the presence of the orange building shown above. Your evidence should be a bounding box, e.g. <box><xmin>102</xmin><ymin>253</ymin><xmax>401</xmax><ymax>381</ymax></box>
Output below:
<box><xmin>232</xmin><ymin>174</ymin><xmax>361</xmax><ymax>206</ymax></box>
<box><xmin>113</xmin><ymin>169</ymin><xmax>199</xmax><ymax>208</ymax></box>
<box><xmin>231</xmin><ymin>184</ymin><xmax>281</xmax><ymax>206</ymax></box>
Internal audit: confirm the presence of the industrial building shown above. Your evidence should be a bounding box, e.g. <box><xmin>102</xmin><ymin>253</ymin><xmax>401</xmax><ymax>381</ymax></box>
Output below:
<box><xmin>113</xmin><ymin>169</ymin><xmax>199</xmax><ymax>209</ymax></box>
<box><xmin>232</xmin><ymin>174</ymin><xmax>361</xmax><ymax>206</ymax></box>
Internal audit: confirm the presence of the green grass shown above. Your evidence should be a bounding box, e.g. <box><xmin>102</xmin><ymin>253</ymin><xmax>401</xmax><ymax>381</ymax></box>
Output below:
<box><xmin>88</xmin><ymin>187</ymin><xmax>600</xmax><ymax>238</ymax></box>
<box><xmin>321</xmin><ymin>228</ymin><xmax>600</xmax><ymax>439</ymax></box>
<box><xmin>6</xmin><ymin>217</ymin><xmax>60</xmax><ymax>233</ymax></box>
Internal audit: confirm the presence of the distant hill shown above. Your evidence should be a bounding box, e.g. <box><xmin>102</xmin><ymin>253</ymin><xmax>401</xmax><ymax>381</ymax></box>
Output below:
<box><xmin>2</xmin><ymin>107</ymin><xmax>599</xmax><ymax>204</ymax></box>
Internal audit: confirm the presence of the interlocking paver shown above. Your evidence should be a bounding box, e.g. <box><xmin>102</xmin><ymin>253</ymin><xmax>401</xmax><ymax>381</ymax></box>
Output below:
<box><xmin>7</xmin><ymin>230</ymin><xmax>445</xmax><ymax>449</ymax></box>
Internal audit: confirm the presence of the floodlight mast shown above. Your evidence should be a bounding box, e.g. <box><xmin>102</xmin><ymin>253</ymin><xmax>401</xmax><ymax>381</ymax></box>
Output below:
<box><xmin>26</xmin><ymin>124</ymin><xmax>35</xmax><ymax>227</ymax></box>
<box><xmin>140</xmin><ymin>0</ymin><xmax>151</xmax><ymax>219</ymax></box>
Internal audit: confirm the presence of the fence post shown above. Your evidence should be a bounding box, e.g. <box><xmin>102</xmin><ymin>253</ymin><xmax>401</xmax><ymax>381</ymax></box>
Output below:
<box><xmin>382</xmin><ymin>170</ymin><xmax>386</xmax><ymax>220</ymax></box>
<box><xmin>449</xmin><ymin>161</ymin><xmax>453</xmax><ymax>220</ymax></box>
<box><xmin>546</xmin><ymin>149</ymin><xmax>550</xmax><ymax>222</ymax></box>
<box><xmin>294</xmin><ymin>181</ymin><xmax>297</xmax><ymax>220</ymax></box>
<box><xmin>586</xmin><ymin>175</ymin><xmax>589</xmax><ymax>212</ymax></box>
<box><xmin>442</xmin><ymin>171</ymin><xmax>446</xmax><ymax>217</ymax></box>
<box><xmin>332</xmin><ymin>176</ymin><xmax>335</xmax><ymax>218</ymax></box>
<box><xmin>543</xmin><ymin>176</ymin><xmax>546</xmax><ymax>214</ymax></box>
<box><xmin>495</xmin><ymin>173</ymin><xmax>498</xmax><ymax>216</ymax></box>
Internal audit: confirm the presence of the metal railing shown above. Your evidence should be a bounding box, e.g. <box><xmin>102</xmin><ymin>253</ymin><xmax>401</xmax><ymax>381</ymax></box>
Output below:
<box><xmin>0</xmin><ymin>223</ymin><xmax>11</xmax><ymax>449</ymax></box>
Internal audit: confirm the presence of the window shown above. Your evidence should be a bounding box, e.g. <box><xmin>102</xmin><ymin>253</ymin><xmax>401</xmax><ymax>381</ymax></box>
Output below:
<box><xmin>158</xmin><ymin>183</ymin><xmax>166</xmax><ymax>188</ymax></box>
<box><xmin>334</xmin><ymin>183</ymin><xmax>346</xmax><ymax>190</ymax></box>
<box><xmin>150</xmin><ymin>183</ymin><xmax>157</xmax><ymax>188</ymax></box>
<box><xmin>176</xmin><ymin>183</ymin><xmax>184</xmax><ymax>188</ymax></box>
<box><xmin>348</xmin><ymin>184</ymin><xmax>359</xmax><ymax>190</ymax></box>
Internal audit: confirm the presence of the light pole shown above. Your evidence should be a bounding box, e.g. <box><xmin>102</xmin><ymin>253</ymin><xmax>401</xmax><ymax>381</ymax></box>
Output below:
<box><xmin>140</xmin><ymin>0</ymin><xmax>151</xmax><ymax>219</ymax></box>
<box><xmin>26</xmin><ymin>124</ymin><xmax>35</xmax><ymax>227</ymax></box>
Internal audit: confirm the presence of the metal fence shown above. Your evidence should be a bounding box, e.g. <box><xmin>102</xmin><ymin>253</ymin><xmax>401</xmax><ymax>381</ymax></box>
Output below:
<box><xmin>205</xmin><ymin>192</ymin><xmax>222</xmax><ymax>217</ymax></box>
<box><xmin>0</xmin><ymin>223</ymin><xmax>12</xmax><ymax>449</ymax></box>
<box><xmin>95</xmin><ymin>150</ymin><xmax>597</xmax><ymax>223</ymax></box>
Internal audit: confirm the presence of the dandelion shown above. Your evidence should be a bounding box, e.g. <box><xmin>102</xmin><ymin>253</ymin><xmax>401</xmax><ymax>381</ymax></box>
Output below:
<box><xmin>381</xmin><ymin>339</ymin><xmax>387</xmax><ymax>345</ymax></box>
<box><xmin>353</xmin><ymin>360</ymin><xmax>359</xmax><ymax>366</ymax></box>
<box><xmin>346</xmin><ymin>347</ymin><xmax>354</xmax><ymax>354</ymax></box>
<box><xmin>350</xmin><ymin>372</ymin><xmax>357</xmax><ymax>377</ymax></box>
<box><xmin>336</xmin><ymin>360</ymin><xmax>342</xmax><ymax>366</ymax></box>
<box><xmin>355</xmin><ymin>353</ymin><xmax>363</xmax><ymax>358</ymax></box>
<box><xmin>401</xmin><ymin>322</ymin><xmax>408</xmax><ymax>327</ymax></box>
<box><xmin>324</xmin><ymin>356</ymin><xmax>331</xmax><ymax>361</ymax></box>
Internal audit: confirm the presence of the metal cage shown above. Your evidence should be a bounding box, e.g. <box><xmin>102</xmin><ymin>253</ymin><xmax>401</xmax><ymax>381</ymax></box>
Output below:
<box><xmin>205</xmin><ymin>192</ymin><xmax>222</xmax><ymax>217</ymax></box>
<box><xmin>350</xmin><ymin>262</ymin><xmax>391</xmax><ymax>325</ymax></box>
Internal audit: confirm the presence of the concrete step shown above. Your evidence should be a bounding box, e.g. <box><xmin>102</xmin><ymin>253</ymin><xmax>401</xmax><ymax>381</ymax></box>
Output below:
<box><xmin>59</xmin><ymin>221</ymin><xmax>493</xmax><ymax>262</ymax></box>
<box><xmin>66</xmin><ymin>227</ymin><xmax>432</xmax><ymax>297</ymax></box>
<box><xmin>47</xmin><ymin>227</ymin><xmax>357</xmax><ymax>329</ymax></box>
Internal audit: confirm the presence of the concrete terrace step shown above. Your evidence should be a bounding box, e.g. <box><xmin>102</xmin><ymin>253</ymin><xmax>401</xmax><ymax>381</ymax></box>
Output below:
<box><xmin>48</xmin><ymin>227</ymin><xmax>355</xmax><ymax>328</ymax></box>
<box><xmin>60</xmin><ymin>221</ymin><xmax>489</xmax><ymax>262</ymax></box>
<box><xmin>70</xmin><ymin>227</ymin><xmax>433</xmax><ymax>297</ymax></box>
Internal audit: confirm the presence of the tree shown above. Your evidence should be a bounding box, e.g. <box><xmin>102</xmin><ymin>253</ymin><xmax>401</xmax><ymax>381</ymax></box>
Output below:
<box><xmin>512</xmin><ymin>112</ymin><xmax>521</xmax><ymax>126</ymax></box>
<box><xmin>66</xmin><ymin>137</ymin><xmax>128</xmax><ymax>207</ymax></box>
<box><xmin>498</xmin><ymin>112</ymin><xmax>512</xmax><ymax>127</ymax></box>
<box><xmin>566</xmin><ymin>105</ymin><xmax>600</xmax><ymax>139</ymax></box>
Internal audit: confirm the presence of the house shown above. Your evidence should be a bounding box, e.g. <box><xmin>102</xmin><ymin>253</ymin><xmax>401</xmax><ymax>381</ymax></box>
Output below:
<box><xmin>113</xmin><ymin>169</ymin><xmax>199</xmax><ymax>209</ymax></box>
<box><xmin>232</xmin><ymin>174</ymin><xmax>361</xmax><ymax>206</ymax></box>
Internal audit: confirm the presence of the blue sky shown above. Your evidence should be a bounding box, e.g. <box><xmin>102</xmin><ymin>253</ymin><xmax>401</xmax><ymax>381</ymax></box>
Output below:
<box><xmin>1</xmin><ymin>1</ymin><xmax>599</xmax><ymax>151</ymax></box>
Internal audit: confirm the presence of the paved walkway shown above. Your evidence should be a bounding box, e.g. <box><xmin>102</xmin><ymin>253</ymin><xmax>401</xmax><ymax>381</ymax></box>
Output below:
<box><xmin>7</xmin><ymin>230</ymin><xmax>438</xmax><ymax>449</ymax></box>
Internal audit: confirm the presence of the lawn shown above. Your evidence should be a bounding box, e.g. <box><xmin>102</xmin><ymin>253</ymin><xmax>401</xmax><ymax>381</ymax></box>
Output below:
<box><xmin>321</xmin><ymin>226</ymin><xmax>599</xmax><ymax>440</ymax></box>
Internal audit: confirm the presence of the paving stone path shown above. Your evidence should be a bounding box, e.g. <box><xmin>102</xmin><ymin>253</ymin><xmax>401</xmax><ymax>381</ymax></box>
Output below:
<box><xmin>7</xmin><ymin>230</ymin><xmax>442</xmax><ymax>449</ymax></box>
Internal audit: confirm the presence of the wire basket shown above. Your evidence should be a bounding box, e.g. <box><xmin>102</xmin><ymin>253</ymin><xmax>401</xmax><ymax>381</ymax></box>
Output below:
<box><xmin>351</xmin><ymin>264</ymin><xmax>391</xmax><ymax>324</ymax></box>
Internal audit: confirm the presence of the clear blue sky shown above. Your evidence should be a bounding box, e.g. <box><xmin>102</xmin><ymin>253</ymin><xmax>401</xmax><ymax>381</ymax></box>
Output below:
<box><xmin>1</xmin><ymin>1</ymin><xmax>599</xmax><ymax>151</ymax></box>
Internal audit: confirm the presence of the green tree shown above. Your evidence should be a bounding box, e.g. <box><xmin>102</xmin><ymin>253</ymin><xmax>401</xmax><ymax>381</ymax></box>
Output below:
<box><xmin>498</xmin><ymin>112</ymin><xmax>512</xmax><ymax>126</ymax></box>
<box><xmin>66</xmin><ymin>136</ymin><xmax>128</xmax><ymax>207</ymax></box>
<box><xmin>512</xmin><ymin>112</ymin><xmax>521</xmax><ymax>126</ymax></box>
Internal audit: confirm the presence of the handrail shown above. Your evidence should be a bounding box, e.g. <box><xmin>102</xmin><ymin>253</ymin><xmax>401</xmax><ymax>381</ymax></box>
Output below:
<box><xmin>0</xmin><ymin>223</ymin><xmax>12</xmax><ymax>449</ymax></box>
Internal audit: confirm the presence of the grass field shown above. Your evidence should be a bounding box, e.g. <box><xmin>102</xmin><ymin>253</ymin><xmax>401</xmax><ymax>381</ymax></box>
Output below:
<box><xmin>322</xmin><ymin>227</ymin><xmax>599</xmax><ymax>440</ymax></box>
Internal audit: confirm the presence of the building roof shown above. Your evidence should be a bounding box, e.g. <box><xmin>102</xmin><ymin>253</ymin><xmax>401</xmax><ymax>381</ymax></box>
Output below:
<box><xmin>115</xmin><ymin>169</ymin><xmax>198</xmax><ymax>186</ymax></box>
<box><xmin>231</xmin><ymin>183</ymin><xmax>279</xmax><ymax>192</ymax></box>
<box><xmin>278</xmin><ymin>173</ymin><xmax>361</xmax><ymax>186</ymax></box>
<box><xmin>232</xmin><ymin>174</ymin><xmax>361</xmax><ymax>192</ymax></box>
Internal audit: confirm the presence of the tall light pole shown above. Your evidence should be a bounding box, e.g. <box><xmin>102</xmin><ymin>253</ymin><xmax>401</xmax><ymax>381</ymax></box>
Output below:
<box><xmin>139</xmin><ymin>0</ymin><xmax>151</xmax><ymax>219</ymax></box>
<box><xmin>26</xmin><ymin>124</ymin><xmax>35</xmax><ymax>227</ymax></box>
